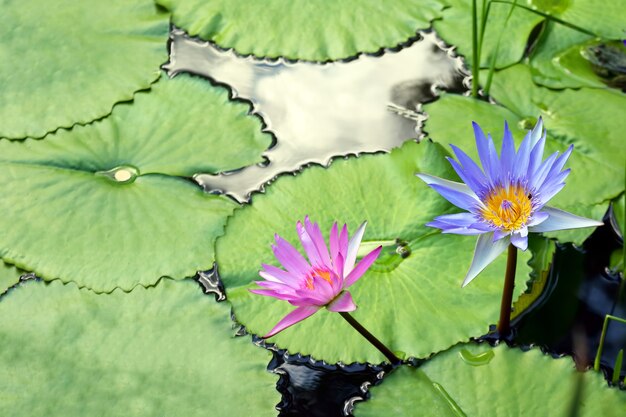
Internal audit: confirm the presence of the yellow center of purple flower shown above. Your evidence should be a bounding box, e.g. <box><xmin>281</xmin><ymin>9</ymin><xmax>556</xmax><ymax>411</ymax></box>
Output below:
<box><xmin>304</xmin><ymin>267</ymin><xmax>333</xmax><ymax>290</ymax></box>
<box><xmin>480</xmin><ymin>184</ymin><xmax>532</xmax><ymax>232</ymax></box>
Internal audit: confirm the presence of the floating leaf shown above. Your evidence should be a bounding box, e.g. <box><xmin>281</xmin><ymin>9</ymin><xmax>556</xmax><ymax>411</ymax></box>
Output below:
<box><xmin>529</xmin><ymin>22</ymin><xmax>608</xmax><ymax>89</ymax></box>
<box><xmin>156</xmin><ymin>0</ymin><xmax>446</xmax><ymax>61</ymax></box>
<box><xmin>527</xmin><ymin>0</ymin><xmax>626</xmax><ymax>39</ymax></box>
<box><xmin>0</xmin><ymin>279</ymin><xmax>278</xmax><ymax>417</ymax></box>
<box><xmin>0</xmin><ymin>0</ymin><xmax>169</xmax><ymax>139</ymax></box>
<box><xmin>355</xmin><ymin>344</ymin><xmax>626</xmax><ymax>417</ymax></box>
<box><xmin>0</xmin><ymin>262</ymin><xmax>22</xmax><ymax>295</ymax></box>
<box><xmin>0</xmin><ymin>74</ymin><xmax>272</xmax><ymax>292</ymax></box>
<box><xmin>433</xmin><ymin>0</ymin><xmax>543</xmax><ymax>69</ymax></box>
<box><xmin>217</xmin><ymin>141</ymin><xmax>530</xmax><ymax>364</ymax></box>
<box><xmin>423</xmin><ymin>84</ymin><xmax>621</xmax><ymax>244</ymax></box>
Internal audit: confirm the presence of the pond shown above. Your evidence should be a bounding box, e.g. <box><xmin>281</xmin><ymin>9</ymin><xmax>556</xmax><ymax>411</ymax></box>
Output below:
<box><xmin>0</xmin><ymin>1</ymin><xmax>624</xmax><ymax>416</ymax></box>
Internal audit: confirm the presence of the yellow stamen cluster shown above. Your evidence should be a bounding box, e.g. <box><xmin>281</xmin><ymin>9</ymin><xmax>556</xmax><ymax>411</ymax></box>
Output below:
<box><xmin>304</xmin><ymin>268</ymin><xmax>333</xmax><ymax>290</ymax></box>
<box><xmin>480</xmin><ymin>184</ymin><xmax>532</xmax><ymax>232</ymax></box>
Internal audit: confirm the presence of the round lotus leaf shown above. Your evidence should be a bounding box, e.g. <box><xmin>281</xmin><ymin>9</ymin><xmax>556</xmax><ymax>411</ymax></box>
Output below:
<box><xmin>0</xmin><ymin>262</ymin><xmax>22</xmax><ymax>295</ymax></box>
<box><xmin>1</xmin><ymin>0</ymin><xmax>169</xmax><ymax>139</ymax></box>
<box><xmin>433</xmin><ymin>0</ymin><xmax>543</xmax><ymax>70</ymax></box>
<box><xmin>526</xmin><ymin>0</ymin><xmax>626</xmax><ymax>40</ymax></box>
<box><xmin>0</xmin><ymin>279</ymin><xmax>278</xmax><ymax>417</ymax></box>
<box><xmin>0</xmin><ymin>73</ymin><xmax>272</xmax><ymax>292</ymax></box>
<box><xmin>355</xmin><ymin>343</ymin><xmax>625</xmax><ymax>417</ymax></box>
<box><xmin>529</xmin><ymin>22</ymin><xmax>610</xmax><ymax>89</ymax></box>
<box><xmin>155</xmin><ymin>0</ymin><xmax>446</xmax><ymax>61</ymax></box>
<box><xmin>423</xmin><ymin>81</ymin><xmax>622</xmax><ymax>244</ymax></box>
<box><xmin>217</xmin><ymin>141</ymin><xmax>531</xmax><ymax>364</ymax></box>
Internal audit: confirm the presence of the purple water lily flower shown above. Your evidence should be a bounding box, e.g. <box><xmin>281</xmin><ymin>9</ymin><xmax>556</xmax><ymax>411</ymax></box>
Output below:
<box><xmin>250</xmin><ymin>217</ymin><xmax>382</xmax><ymax>338</ymax></box>
<box><xmin>417</xmin><ymin>118</ymin><xmax>603</xmax><ymax>287</ymax></box>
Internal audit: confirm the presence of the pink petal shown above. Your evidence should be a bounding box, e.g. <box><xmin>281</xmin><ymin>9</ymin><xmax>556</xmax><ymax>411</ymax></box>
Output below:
<box><xmin>338</xmin><ymin>224</ymin><xmax>349</xmax><ymax>259</ymax></box>
<box><xmin>262</xmin><ymin>306</ymin><xmax>321</xmax><ymax>338</ymax></box>
<box><xmin>255</xmin><ymin>280</ymin><xmax>297</xmax><ymax>297</ymax></box>
<box><xmin>297</xmin><ymin>220</ymin><xmax>324</xmax><ymax>266</ymax></box>
<box><xmin>249</xmin><ymin>288</ymin><xmax>294</xmax><ymax>301</ymax></box>
<box><xmin>273</xmin><ymin>235</ymin><xmax>310</xmax><ymax>276</ymax></box>
<box><xmin>343</xmin><ymin>245</ymin><xmax>382</xmax><ymax>287</ymax></box>
<box><xmin>312</xmin><ymin>275</ymin><xmax>336</xmax><ymax>302</ymax></box>
<box><xmin>334</xmin><ymin>252</ymin><xmax>345</xmax><ymax>280</ymax></box>
<box><xmin>329</xmin><ymin>222</ymin><xmax>340</xmax><ymax>266</ymax></box>
<box><xmin>304</xmin><ymin>217</ymin><xmax>332</xmax><ymax>266</ymax></box>
<box><xmin>344</xmin><ymin>221</ymin><xmax>367</xmax><ymax>276</ymax></box>
<box><xmin>327</xmin><ymin>291</ymin><xmax>357</xmax><ymax>312</ymax></box>
<box><xmin>260</xmin><ymin>264</ymin><xmax>299</xmax><ymax>287</ymax></box>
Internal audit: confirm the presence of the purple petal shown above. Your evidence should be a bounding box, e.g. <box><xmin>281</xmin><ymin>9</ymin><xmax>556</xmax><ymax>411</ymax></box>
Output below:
<box><xmin>546</xmin><ymin>145</ymin><xmax>573</xmax><ymax>178</ymax></box>
<box><xmin>529</xmin><ymin>153</ymin><xmax>558</xmax><ymax>192</ymax></box>
<box><xmin>499</xmin><ymin>122</ymin><xmax>515</xmax><ymax>180</ymax></box>
<box><xmin>344</xmin><ymin>221</ymin><xmax>367</xmax><ymax>276</ymax></box>
<box><xmin>528</xmin><ymin>131</ymin><xmax>546</xmax><ymax>178</ymax></box>
<box><xmin>262</xmin><ymin>306</ymin><xmax>321</xmax><ymax>338</ymax></box>
<box><xmin>273</xmin><ymin>235</ymin><xmax>310</xmax><ymax>276</ymax></box>
<box><xmin>510</xmin><ymin>233</ymin><xmax>528</xmax><ymax>250</ymax></box>
<box><xmin>473</xmin><ymin>122</ymin><xmax>499</xmax><ymax>183</ymax></box>
<box><xmin>528</xmin><ymin>117</ymin><xmax>544</xmax><ymax>148</ymax></box>
<box><xmin>428</xmin><ymin>183</ymin><xmax>482</xmax><ymax>212</ymax></box>
<box><xmin>427</xmin><ymin>213</ymin><xmax>490</xmax><ymax>235</ymax></box>
<box><xmin>344</xmin><ymin>246</ymin><xmax>382</xmax><ymax>287</ymax></box>
<box><xmin>493</xmin><ymin>229</ymin><xmax>509</xmax><ymax>241</ymax></box>
<box><xmin>513</xmin><ymin>129</ymin><xmax>532</xmax><ymax>179</ymax></box>
<box><xmin>528</xmin><ymin>207</ymin><xmax>604</xmax><ymax>233</ymax></box>
<box><xmin>462</xmin><ymin>233</ymin><xmax>510</xmax><ymax>287</ymax></box>
<box><xmin>327</xmin><ymin>291</ymin><xmax>357</xmax><ymax>312</ymax></box>
<box><xmin>416</xmin><ymin>173</ymin><xmax>477</xmax><ymax>197</ymax></box>
<box><xmin>527</xmin><ymin>211</ymin><xmax>549</xmax><ymax>227</ymax></box>
<box><xmin>449</xmin><ymin>145</ymin><xmax>488</xmax><ymax>192</ymax></box>
<box><xmin>304</xmin><ymin>217</ymin><xmax>332</xmax><ymax>266</ymax></box>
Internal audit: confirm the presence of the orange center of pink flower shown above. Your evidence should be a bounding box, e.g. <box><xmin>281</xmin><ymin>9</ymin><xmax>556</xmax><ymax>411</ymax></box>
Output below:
<box><xmin>480</xmin><ymin>184</ymin><xmax>532</xmax><ymax>232</ymax></box>
<box><xmin>304</xmin><ymin>268</ymin><xmax>333</xmax><ymax>290</ymax></box>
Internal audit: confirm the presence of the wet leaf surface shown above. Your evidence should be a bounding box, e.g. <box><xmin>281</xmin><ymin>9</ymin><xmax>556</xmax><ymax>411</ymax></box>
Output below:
<box><xmin>0</xmin><ymin>74</ymin><xmax>271</xmax><ymax>292</ymax></box>
<box><xmin>156</xmin><ymin>0</ymin><xmax>446</xmax><ymax>61</ymax></box>
<box><xmin>0</xmin><ymin>279</ymin><xmax>279</xmax><ymax>417</ymax></box>
<box><xmin>0</xmin><ymin>0</ymin><xmax>169</xmax><ymax>139</ymax></box>
<box><xmin>355</xmin><ymin>343</ymin><xmax>626</xmax><ymax>417</ymax></box>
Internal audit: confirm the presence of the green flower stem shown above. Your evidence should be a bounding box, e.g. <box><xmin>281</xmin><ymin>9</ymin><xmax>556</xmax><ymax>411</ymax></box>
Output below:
<box><xmin>497</xmin><ymin>244</ymin><xmax>517</xmax><ymax>336</ymax></box>
<box><xmin>471</xmin><ymin>0</ymin><xmax>480</xmax><ymax>97</ymax></box>
<box><xmin>484</xmin><ymin>0</ymin><xmax>518</xmax><ymax>95</ymax></box>
<box><xmin>594</xmin><ymin>314</ymin><xmax>626</xmax><ymax>371</ymax></box>
<box><xmin>339</xmin><ymin>312</ymin><xmax>401</xmax><ymax>365</ymax></box>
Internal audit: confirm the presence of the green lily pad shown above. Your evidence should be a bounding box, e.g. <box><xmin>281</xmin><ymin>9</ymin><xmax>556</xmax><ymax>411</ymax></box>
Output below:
<box><xmin>0</xmin><ymin>279</ymin><xmax>279</xmax><ymax>417</ymax></box>
<box><xmin>423</xmin><ymin>81</ymin><xmax>622</xmax><ymax>244</ymax></box>
<box><xmin>529</xmin><ymin>21</ymin><xmax>605</xmax><ymax>89</ymax></box>
<box><xmin>217</xmin><ymin>141</ymin><xmax>531</xmax><ymax>364</ymax></box>
<box><xmin>355</xmin><ymin>343</ymin><xmax>625</xmax><ymax>417</ymax></box>
<box><xmin>155</xmin><ymin>0</ymin><xmax>446</xmax><ymax>61</ymax></box>
<box><xmin>433</xmin><ymin>0</ymin><xmax>543</xmax><ymax>69</ymax></box>
<box><xmin>1</xmin><ymin>0</ymin><xmax>169</xmax><ymax>139</ymax></box>
<box><xmin>527</xmin><ymin>0</ymin><xmax>626</xmax><ymax>40</ymax></box>
<box><xmin>0</xmin><ymin>262</ymin><xmax>22</xmax><ymax>295</ymax></box>
<box><xmin>0</xmin><ymin>73</ymin><xmax>272</xmax><ymax>292</ymax></box>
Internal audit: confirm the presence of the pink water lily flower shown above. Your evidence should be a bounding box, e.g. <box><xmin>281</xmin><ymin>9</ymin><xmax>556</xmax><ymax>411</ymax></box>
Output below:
<box><xmin>250</xmin><ymin>217</ymin><xmax>382</xmax><ymax>338</ymax></box>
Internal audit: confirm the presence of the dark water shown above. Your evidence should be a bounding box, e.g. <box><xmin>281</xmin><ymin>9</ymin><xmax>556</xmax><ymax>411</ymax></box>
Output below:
<box><xmin>513</xmin><ymin>208</ymin><xmax>625</xmax><ymax>384</ymax></box>
<box><xmin>164</xmin><ymin>27</ymin><xmax>468</xmax><ymax>202</ymax></box>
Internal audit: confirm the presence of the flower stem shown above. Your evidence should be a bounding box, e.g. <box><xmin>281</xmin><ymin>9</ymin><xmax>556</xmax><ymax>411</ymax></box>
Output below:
<box><xmin>339</xmin><ymin>312</ymin><xmax>401</xmax><ymax>365</ymax></box>
<box><xmin>497</xmin><ymin>244</ymin><xmax>517</xmax><ymax>336</ymax></box>
<box><xmin>471</xmin><ymin>0</ymin><xmax>480</xmax><ymax>97</ymax></box>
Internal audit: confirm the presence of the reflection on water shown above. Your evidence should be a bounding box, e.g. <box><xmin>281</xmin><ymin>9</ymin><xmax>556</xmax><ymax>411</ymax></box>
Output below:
<box><xmin>164</xmin><ymin>28</ymin><xmax>467</xmax><ymax>202</ymax></box>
